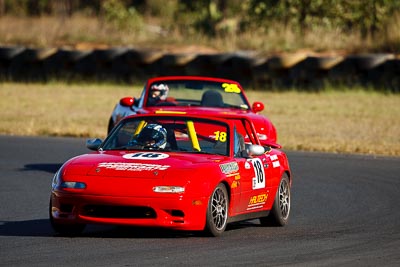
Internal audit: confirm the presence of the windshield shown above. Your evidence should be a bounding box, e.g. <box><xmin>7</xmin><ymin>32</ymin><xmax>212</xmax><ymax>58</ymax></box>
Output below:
<box><xmin>145</xmin><ymin>80</ymin><xmax>249</xmax><ymax>109</ymax></box>
<box><xmin>102</xmin><ymin>116</ymin><xmax>230</xmax><ymax>156</ymax></box>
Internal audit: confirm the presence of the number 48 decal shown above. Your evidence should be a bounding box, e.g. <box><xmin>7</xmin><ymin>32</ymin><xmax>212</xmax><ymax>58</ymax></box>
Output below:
<box><xmin>251</xmin><ymin>158</ymin><xmax>265</xmax><ymax>189</ymax></box>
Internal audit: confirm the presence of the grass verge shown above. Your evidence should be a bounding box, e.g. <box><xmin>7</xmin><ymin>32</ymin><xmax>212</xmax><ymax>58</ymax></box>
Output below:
<box><xmin>1</xmin><ymin>82</ymin><xmax>399</xmax><ymax>156</ymax></box>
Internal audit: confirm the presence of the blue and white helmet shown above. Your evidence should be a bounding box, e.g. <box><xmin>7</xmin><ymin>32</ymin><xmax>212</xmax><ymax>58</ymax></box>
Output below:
<box><xmin>135</xmin><ymin>124</ymin><xmax>167</xmax><ymax>149</ymax></box>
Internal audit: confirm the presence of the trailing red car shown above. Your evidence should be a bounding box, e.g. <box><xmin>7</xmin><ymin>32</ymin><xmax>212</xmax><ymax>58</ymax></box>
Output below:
<box><xmin>108</xmin><ymin>76</ymin><xmax>278</xmax><ymax>147</ymax></box>
<box><xmin>50</xmin><ymin>113</ymin><xmax>292</xmax><ymax>237</ymax></box>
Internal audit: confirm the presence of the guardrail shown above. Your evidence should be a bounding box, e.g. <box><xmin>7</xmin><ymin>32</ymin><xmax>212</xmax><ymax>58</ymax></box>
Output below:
<box><xmin>1</xmin><ymin>46</ymin><xmax>399</xmax><ymax>91</ymax></box>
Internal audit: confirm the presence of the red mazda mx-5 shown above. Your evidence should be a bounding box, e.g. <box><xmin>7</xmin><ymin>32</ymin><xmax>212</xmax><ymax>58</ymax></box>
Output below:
<box><xmin>50</xmin><ymin>112</ymin><xmax>292</xmax><ymax>237</ymax></box>
<box><xmin>108</xmin><ymin>76</ymin><xmax>278</xmax><ymax>146</ymax></box>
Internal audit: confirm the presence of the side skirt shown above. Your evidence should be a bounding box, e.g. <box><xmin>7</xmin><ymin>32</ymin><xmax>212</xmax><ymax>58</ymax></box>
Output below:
<box><xmin>227</xmin><ymin>210</ymin><xmax>270</xmax><ymax>224</ymax></box>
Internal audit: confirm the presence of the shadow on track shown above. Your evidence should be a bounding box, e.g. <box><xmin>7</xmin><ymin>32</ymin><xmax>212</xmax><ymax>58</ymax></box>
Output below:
<box><xmin>23</xmin><ymin>163</ymin><xmax>62</xmax><ymax>173</ymax></box>
<box><xmin>0</xmin><ymin>219</ymin><xmax>53</xmax><ymax>237</ymax></box>
<box><xmin>0</xmin><ymin>219</ymin><xmax>263</xmax><ymax>238</ymax></box>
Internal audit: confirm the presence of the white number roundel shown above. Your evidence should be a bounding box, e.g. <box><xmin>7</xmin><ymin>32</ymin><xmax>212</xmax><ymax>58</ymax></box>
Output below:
<box><xmin>123</xmin><ymin>152</ymin><xmax>169</xmax><ymax>160</ymax></box>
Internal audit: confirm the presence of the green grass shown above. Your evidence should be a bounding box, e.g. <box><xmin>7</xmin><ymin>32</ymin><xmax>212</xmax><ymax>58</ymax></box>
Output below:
<box><xmin>1</xmin><ymin>82</ymin><xmax>399</xmax><ymax>156</ymax></box>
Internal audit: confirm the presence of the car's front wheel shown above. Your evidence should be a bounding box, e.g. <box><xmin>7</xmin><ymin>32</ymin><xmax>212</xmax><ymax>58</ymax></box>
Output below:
<box><xmin>204</xmin><ymin>183</ymin><xmax>229</xmax><ymax>237</ymax></box>
<box><xmin>260</xmin><ymin>173</ymin><xmax>291</xmax><ymax>226</ymax></box>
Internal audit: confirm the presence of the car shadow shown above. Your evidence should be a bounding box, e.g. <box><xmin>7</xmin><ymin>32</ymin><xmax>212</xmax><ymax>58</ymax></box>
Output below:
<box><xmin>0</xmin><ymin>219</ymin><xmax>53</xmax><ymax>237</ymax></box>
<box><xmin>0</xmin><ymin>219</ymin><xmax>263</xmax><ymax>238</ymax></box>
<box><xmin>22</xmin><ymin>163</ymin><xmax>62</xmax><ymax>173</ymax></box>
<box><xmin>0</xmin><ymin>219</ymin><xmax>199</xmax><ymax>238</ymax></box>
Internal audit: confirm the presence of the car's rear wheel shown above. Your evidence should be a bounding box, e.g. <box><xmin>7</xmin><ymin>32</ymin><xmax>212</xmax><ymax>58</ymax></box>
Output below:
<box><xmin>49</xmin><ymin>200</ymin><xmax>86</xmax><ymax>236</ymax></box>
<box><xmin>204</xmin><ymin>183</ymin><xmax>229</xmax><ymax>237</ymax></box>
<box><xmin>260</xmin><ymin>173</ymin><xmax>290</xmax><ymax>226</ymax></box>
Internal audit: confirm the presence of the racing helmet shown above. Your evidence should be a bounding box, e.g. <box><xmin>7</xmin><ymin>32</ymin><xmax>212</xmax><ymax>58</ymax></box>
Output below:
<box><xmin>150</xmin><ymin>84</ymin><xmax>169</xmax><ymax>100</ymax></box>
<box><xmin>135</xmin><ymin>124</ymin><xmax>167</xmax><ymax>149</ymax></box>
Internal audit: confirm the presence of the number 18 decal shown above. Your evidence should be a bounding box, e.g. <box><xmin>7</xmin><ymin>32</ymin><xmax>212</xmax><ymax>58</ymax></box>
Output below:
<box><xmin>251</xmin><ymin>158</ymin><xmax>265</xmax><ymax>189</ymax></box>
<box><xmin>123</xmin><ymin>152</ymin><xmax>169</xmax><ymax>160</ymax></box>
<box><xmin>214</xmin><ymin>131</ymin><xmax>227</xmax><ymax>142</ymax></box>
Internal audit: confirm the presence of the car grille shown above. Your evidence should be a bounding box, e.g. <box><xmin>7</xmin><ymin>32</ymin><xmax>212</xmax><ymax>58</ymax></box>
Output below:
<box><xmin>82</xmin><ymin>205</ymin><xmax>156</xmax><ymax>219</ymax></box>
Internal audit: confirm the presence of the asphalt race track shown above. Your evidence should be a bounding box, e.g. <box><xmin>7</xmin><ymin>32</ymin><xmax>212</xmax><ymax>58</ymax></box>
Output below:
<box><xmin>0</xmin><ymin>135</ymin><xmax>399</xmax><ymax>266</ymax></box>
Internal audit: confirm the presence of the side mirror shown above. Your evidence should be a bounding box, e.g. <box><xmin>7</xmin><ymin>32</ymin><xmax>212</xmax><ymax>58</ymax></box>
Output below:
<box><xmin>119</xmin><ymin>97</ymin><xmax>135</xmax><ymax>107</ymax></box>
<box><xmin>86</xmin><ymin>138</ymin><xmax>103</xmax><ymax>151</ymax></box>
<box><xmin>247</xmin><ymin>144</ymin><xmax>265</xmax><ymax>156</ymax></box>
<box><xmin>252</xmin><ymin>102</ymin><xmax>264</xmax><ymax>113</ymax></box>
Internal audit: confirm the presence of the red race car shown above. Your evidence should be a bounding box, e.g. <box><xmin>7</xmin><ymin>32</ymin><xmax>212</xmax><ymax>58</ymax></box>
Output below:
<box><xmin>50</xmin><ymin>112</ymin><xmax>292</xmax><ymax>237</ymax></box>
<box><xmin>108</xmin><ymin>76</ymin><xmax>278</xmax><ymax>146</ymax></box>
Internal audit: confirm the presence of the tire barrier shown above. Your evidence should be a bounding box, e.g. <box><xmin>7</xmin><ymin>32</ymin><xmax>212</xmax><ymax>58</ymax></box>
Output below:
<box><xmin>0</xmin><ymin>45</ymin><xmax>398</xmax><ymax>92</ymax></box>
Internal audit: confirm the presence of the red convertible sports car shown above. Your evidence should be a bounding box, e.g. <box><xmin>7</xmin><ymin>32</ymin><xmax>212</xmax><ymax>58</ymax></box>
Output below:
<box><xmin>50</xmin><ymin>113</ymin><xmax>292</xmax><ymax>237</ymax></box>
<box><xmin>108</xmin><ymin>76</ymin><xmax>278</xmax><ymax>146</ymax></box>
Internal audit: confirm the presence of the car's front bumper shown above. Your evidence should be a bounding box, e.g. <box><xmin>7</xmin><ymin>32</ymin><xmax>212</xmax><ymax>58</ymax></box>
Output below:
<box><xmin>50</xmin><ymin>191</ymin><xmax>208</xmax><ymax>231</ymax></box>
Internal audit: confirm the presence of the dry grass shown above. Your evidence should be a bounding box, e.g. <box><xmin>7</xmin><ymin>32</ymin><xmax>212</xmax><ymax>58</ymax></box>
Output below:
<box><xmin>1</xmin><ymin>14</ymin><xmax>399</xmax><ymax>53</ymax></box>
<box><xmin>1</xmin><ymin>82</ymin><xmax>399</xmax><ymax>156</ymax></box>
<box><xmin>249</xmin><ymin>90</ymin><xmax>400</xmax><ymax>156</ymax></box>
<box><xmin>0</xmin><ymin>82</ymin><xmax>140</xmax><ymax>137</ymax></box>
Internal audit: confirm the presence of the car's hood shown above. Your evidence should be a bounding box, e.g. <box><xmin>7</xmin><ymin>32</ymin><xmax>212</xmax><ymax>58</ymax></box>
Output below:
<box><xmin>59</xmin><ymin>151</ymin><xmax>227</xmax><ymax>197</ymax></box>
<box><xmin>63</xmin><ymin>151</ymin><xmax>224</xmax><ymax>178</ymax></box>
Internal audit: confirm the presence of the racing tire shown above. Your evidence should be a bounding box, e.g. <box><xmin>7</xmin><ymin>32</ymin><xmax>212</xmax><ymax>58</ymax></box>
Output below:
<box><xmin>260</xmin><ymin>173</ymin><xmax>290</xmax><ymax>226</ymax></box>
<box><xmin>204</xmin><ymin>183</ymin><xmax>229</xmax><ymax>237</ymax></box>
<box><xmin>49</xmin><ymin>200</ymin><xmax>86</xmax><ymax>236</ymax></box>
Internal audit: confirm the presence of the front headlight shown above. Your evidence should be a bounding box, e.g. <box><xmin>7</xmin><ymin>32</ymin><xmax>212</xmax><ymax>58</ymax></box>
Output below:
<box><xmin>51</xmin><ymin>169</ymin><xmax>86</xmax><ymax>190</ymax></box>
<box><xmin>153</xmin><ymin>186</ymin><xmax>185</xmax><ymax>193</ymax></box>
<box><xmin>51</xmin><ymin>170</ymin><xmax>61</xmax><ymax>190</ymax></box>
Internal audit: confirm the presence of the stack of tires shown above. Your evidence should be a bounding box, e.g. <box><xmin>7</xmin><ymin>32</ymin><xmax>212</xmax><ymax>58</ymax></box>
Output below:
<box><xmin>0</xmin><ymin>46</ymin><xmax>398</xmax><ymax>92</ymax></box>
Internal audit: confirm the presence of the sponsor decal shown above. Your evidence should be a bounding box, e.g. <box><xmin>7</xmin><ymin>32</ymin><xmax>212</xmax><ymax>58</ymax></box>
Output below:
<box><xmin>269</xmin><ymin>154</ymin><xmax>280</xmax><ymax>168</ymax></box>
<box><xmin>123</xmin><ymin>152</ymin><xmax>169</xmax><ymax>160</ymax></box>
<box><xmin>257</xmin><ymin>133</ymin><xmax>267</xmax><ymax>140</ymax></box>
<box><xmin>231</xmin><ymin>181</ymin><xmax>238</xmax><ymax>189</ymax></box>
<box><xmin>98</xmin><ymin>162</ymin><xmax>170</xmax><ymax>171</ymax></box>
<box><xmin>220</xmin><ymin>162</ymin><xmax>239</xmax><ymax>174</ymax></box>
<box><xmin>247</xmin><ymin>193</ymin><xmax>268</xmax><ymax>210</ymax></box>
<box><xmin>272</xmin><ymin>161</ymin><xmax>280</xmax><ymax>168</ymax></box>
<box><xmin>244</xmin><ymin>161</ymin><xmax>251</xmax><ymax>169</ymax></box>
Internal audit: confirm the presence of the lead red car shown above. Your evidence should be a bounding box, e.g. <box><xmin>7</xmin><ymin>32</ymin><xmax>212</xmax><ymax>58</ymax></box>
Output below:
<box><xmin>50</xmin><ymin>113</ymin><xmax>292</xmax><ymax>237</ymax></box>
<box><xmin>108</xmin><ymin>76</ymin><xmax>278</xmax><ymax>146</ymax></box>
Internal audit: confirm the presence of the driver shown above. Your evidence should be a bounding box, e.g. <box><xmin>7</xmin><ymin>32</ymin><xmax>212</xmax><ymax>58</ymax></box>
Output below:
<box><xmin>131</xmin><ymin>124</ymin><xmax>167</xmax><ymax>150</ymax></box>
<box><xmin>147</xmin><ymin>84</ymin><xmax>169</xmax><ymax>106</ymax></box>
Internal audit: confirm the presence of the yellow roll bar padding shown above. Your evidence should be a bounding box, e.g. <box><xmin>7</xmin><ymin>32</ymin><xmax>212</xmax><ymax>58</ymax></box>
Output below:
<box><xmin>134</xmin><ymin>120</ymin><xmax>147</xmax><ymax>136</ymax></box>
<box><xmin>187</xmin><ymin>120</ymin><xmax>201</xmax><ymax>151</ymax></box>
<box><xmin>155</xmin><ymin>110</ymin><xmax>186</xmax><ymax>114</ymax></box>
